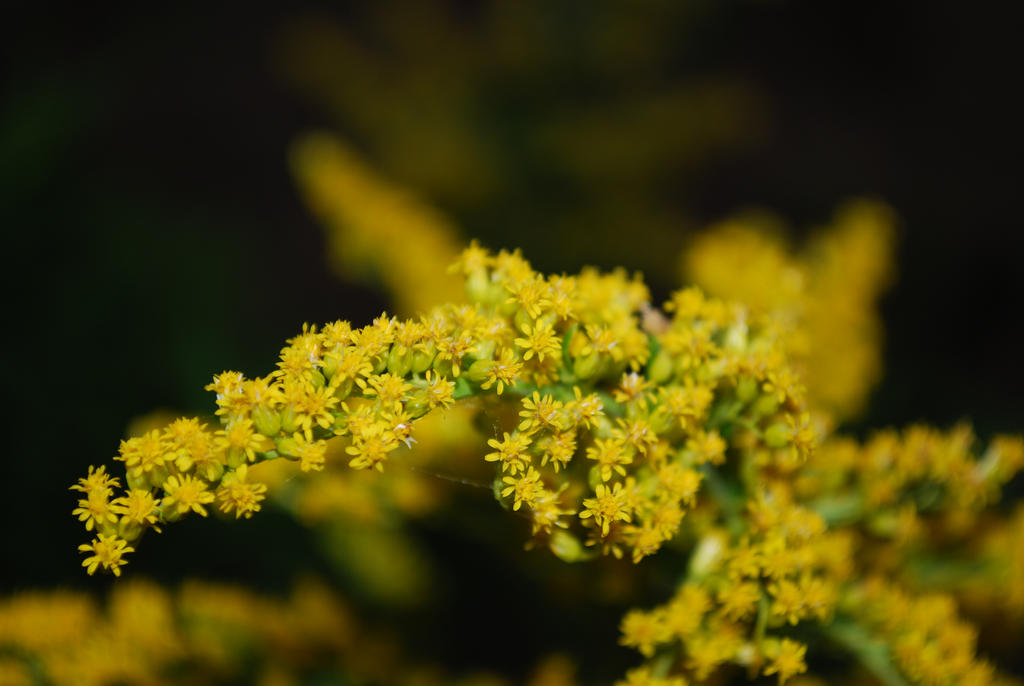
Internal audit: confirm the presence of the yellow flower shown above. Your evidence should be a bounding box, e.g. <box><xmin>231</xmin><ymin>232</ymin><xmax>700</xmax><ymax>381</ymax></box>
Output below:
<box><xmin>514</xmin><ymin>320</ymin><xmax>561</xmax><ymax>362</ymax></box>
<box><xmin>717</xmin><ymin>580</ymin><xmax>761</xmax><ymax>621</ymax></box>
<box><xmin>161</xmin><ymin>474</ymin><xmax>215</xmax><ymax>517</ymax></box>
<box><xmin>346</xmin><ymin>421</ymin><xmax>399</xmax><ymax>471</ymax></box>
<box><xmin>539</xmin><ymin>430</ymin><xmax>577</xmax><ymax>472</ymax></box>
<box><xmin>501</xmin><ymin>467</ymin><xmax>543</xmax><ymax>511</ymax></box>
<box><xmin>619</xmin><ymin>609</ymin><xmax>669</xmax><ymax>657</ymax></box>
<box><xmin>485</xmin><ymin>432</ymin><xmax>532</xmax><ymax>475</ymax></box>
<box><xmin>586</xmin><ymin>437</ymin><xmax>632</xmax><ymax>482</ymax></box>
<box><xmin>579</xmin><ymin>482</ymin><xmax>632</xmax><ymax>536</ymax></box>
<box><xmin>72</xmin><ymin>489</ymin><xmax>118</xmax><ymax>533</ymax></box>
<box><xmin>763</xmin><ymin>638</ymin><xmax>807</xmax><ymax>684</ymax></box>
<box><xmin>423</xmin><ymin>370</ymin><xmax>455</xmax><ymax>409</ymax></box>
<box><xmin>768</xmin><ymin>579</ymin><xmax>806</xmax><ymax>625</ymax></box>
<box><xmin>69</xmin><ymin>464</ymin><xmax>120</xmax><ymax>496</ymax></box>
<box><xmin>289</xmin><ymin>432</ymin><xmax>329</xmax><ymax>472</ymax></box>
<box><xmin>217</xmin><ymin>465</ymin><xmax>267</xmax><ymax>519</ymax></box>
<box><xmin>118</xmin><ymin>430</ymin><xmax>169</xmax><ymax>479</ymax></box>
<box><xmin>479</xmin><ymin>348</ymin><xmax>523</xmax><ymax>395</ymax></box>
<box><xmin>216</xmin><ymin>418</ymin><xmax>264</xmax><ymax>465</ymax></box>
<box><xmin>518</xmin><ymin>391</ymin><xmax>565</xmax><ymax>433</ymax></box>
<box><xmin>79</xmin><ymin>533</ymin><xmax>134</xmax><ymax>576</ymax></box>
<box><xmin>111</xmin><ymin>489</ymin><xmax>161</xmax><ymax>529</ymax></box>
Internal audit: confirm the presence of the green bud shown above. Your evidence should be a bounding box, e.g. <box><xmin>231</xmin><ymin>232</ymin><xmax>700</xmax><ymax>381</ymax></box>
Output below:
<box><xmin>333</xmin><ymin>379</ymin><xmax>353</xmax><ymax>402</ymax></box>
<box><xmin>226</xmin><ymin>448</ymin><xmax>246</xmax><ymax>469</ymax></box>
<box><xmin>475</xmin><ymin>339</ymin><xmax>497</xmax><ymax>361</ymax></box>
<box><xmin>867</xmin><ymin>510</ymin><xmax>899</xmax><ymax>538</ymax></box>
<box><xmin>573</xmin><ymin>352</ymin><xmax>601</xmax><ymax>380</ymax></box>
<box><xmin>279</xmin><ymin>405</ymin><xmax>300</xmax><ymax>434</ymax></box>
<box><xmin>119</xmin><ymin>520</ymin><xmax>144</xmax><ymax>542</ymax></box>
<box><xmin>275</xmin><ymin>435</ymin><xmax>299</xmax><ymax>458</ymax></box>
<box><xmin>763</xmin><ymin>422</ymin><xmax>792</xmax><ymax>448</ymax></box>
<box><xmin>387</xmin><ymin>344</ymin><xmax>413</xmax><ymax>377</ymax></box>
<box><xmin>410</xmin><ymin>342</ymin><xmax>437</xmax><ymax>374</ymax></box>
<box><xmin>513</xmin><ymin>308</ymin><xmax>534</xmax><ymax>334</ymax></box>
<box><xmin>466</xmin><ymin>270</ymin><xmax>490</xmax><ymax>304</ymax></box>
<box><xmin>465</xmin><ymin>359</ymin><xmax>496</xmax><ymax>384</ymax></box>
<box><xmin>751</xmin><ymin>393</ymin><xmax>779</xmax><ymax>418</ymax></box>
<box><xmin>126</xmin><ymin>470</ymin><xmax>147</xmax><ymax>491</ymax></box>
<box><xmin>549</xmin><ymin>530</ymin><xmax>588</xmax><ymax>563</ymax></box>
<box><xmin>735</xmin><ymin>376</ymin><xmax>759</xmax><ymax>404</ymax></box>
<box><xmin>198</xmin><ymin>461</ymin><xmax>224</xmax><ymax>483</ymax></box>
<box><xmin>252</xmin><ymin>406</ymin><xmax>282</xmax><ymax>437</ymax></box>
<box><xmin>309</xmin><ymin>370</ymin><xmax>326</xmax><ymax>390</ymax></box>
<box><xmin>404</xmin><ymin>390</ymin><xmax>431</xmax><ymax>419</ymax></box>
<box><xmin>146</xmin><ymin>465</ymin><xmax>169</xmax><ymax>490</ymax></box>
<box><xmin>647</xmin><ymin>349</ymin><xmax>674</xmax><ymax>384</ymax></box>
<box><xmin>432</xmin><ymin>358</ymin><xmax>455</xmax><ymax>378</ymax></box>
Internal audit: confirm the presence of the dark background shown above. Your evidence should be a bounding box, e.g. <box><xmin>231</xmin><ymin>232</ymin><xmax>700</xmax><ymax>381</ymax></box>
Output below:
<box><xmin>3</xmin><ymin>0</ymin><xmax>1022</xmax><ymax>679</ymax></box>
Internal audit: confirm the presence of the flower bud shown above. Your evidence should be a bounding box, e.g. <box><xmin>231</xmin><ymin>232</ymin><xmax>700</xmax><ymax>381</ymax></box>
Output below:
<box><xmin>751</xmin><ymin>393</ymin><xmax>779</xmax><ymax>418</ymax></box>
<box><xmin>252</xmin><ymin>406</ymin><xmax>282</xmax><ymax>438</ymax></box>
<box><xmin>735</xmin><ymin>376</ymin><xmax>758</xmax><ymax>404</ymax></box>
<box><xmin>647</xmin><ymin>349</ymin><xmax>674</xmax><ymax>384</ymax></box>
<box><xmin>387</xmin><ymin>344</ymin><xmax>413</xmax><ymax>377</ymax></box>
<box><xmin>764</xmin><ymin>423</ymin><xmax>792</xmax><ymax>448</ymax></box>
<box><xmin>465</xmin><ymin>359</ymin><xmax>496</xmax><ymax>384</ymax></box>
<box><xmin>465</xmin><ymin>269</ymin><xmax>490</xmax><ymax>304</ymax></box>
<box><xmin>410</xmin><ymin>342</ymin><xmax>437</xmax><ymax>374</ymax></box>
<box><xmin>549</xmin><ymin>530</ymin><xmax>588</xmax><ymax>563</ymax></box>
<box><xmin>279</xmin><ymin>406</ymin><xmax>300</xmax><ymax>434</ymax></box>
<box><xmin>573</xmin><ymin>352</ymin><xmax>601</xmax><ymax>380</ymax></box>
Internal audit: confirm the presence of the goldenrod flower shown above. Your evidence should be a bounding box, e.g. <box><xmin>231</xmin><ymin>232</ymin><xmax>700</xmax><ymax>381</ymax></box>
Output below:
<box><xmin>619</xmin><ymin>609</ymin><xmax>669</xmax><ymax>658</ymax></box>
<box><xmin>78</xmin><ymin>533</ymin><xmax>133</xmax><ymax>576</ymax></box>
<box><xmin>514</xmin><ymin>320</ymin><xmax>561</xmax><ymax>362</ymax></box>
<box><xmin>161</xmin><ymin>475</ymin><xmax>215</xmax><ymax>517</ymax></box>
<box><xmin>485</xmin><ymin>432</ymin><xmax>532</xmax><ymax>475</ymax></box>
<box><xmin>111</xmin><ymin>489</ymin><xmax>161</xmax><ymax>530</ymax></box>
<box><xmin>586</xmin><ymin>437</ymin><xmax>632</xmax><ymax>482</ymax></box>
<box><xmin>580</xmin><ymin>482</ymin><xmax>632</xmax><ymax>536</ymax></box>
<box><xmin>217</xmin><ymin>465</ymin><xmax>267</xmax><ymax>519</ymax></box>
<box><xmin>763</xmin><ymin>638</ymin><xmax>807</xmax><ymax>684</ymax></box>
<box><xmin>501</xmin><ymin>467</ymin><xmax>543</xmax><ymax>511</ymax></box>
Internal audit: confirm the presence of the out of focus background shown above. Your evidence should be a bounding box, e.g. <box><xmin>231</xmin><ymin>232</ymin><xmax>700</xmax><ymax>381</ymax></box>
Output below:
<box><xmin>3</xmin><ymin>1</ymin><xmax>1023</xmax><ymax>683</ymax></box>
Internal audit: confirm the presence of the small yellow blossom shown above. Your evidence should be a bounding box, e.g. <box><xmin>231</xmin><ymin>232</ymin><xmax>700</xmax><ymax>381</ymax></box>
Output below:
<box><xmin>763</xmin><ymin>638</ymin><xmax>807</xmax><ymax>684</ymax></box>
<box><xmin>79</xmin><ymin>533</ymin><xmax>134</xmax><ymax>576</ymax></box>
<box><xmin>579</xmin><ymin>482</ymin><xmax>632</xmax><ymax>536</ymax></box>
<box><xmin>479</xmin><ymin>348</ymin><xmax>523</xmax><ymax>394</ymax></box>
<box><xmin>111</xmin><ymin>489</ymin><xmax>161</xmax><ymax>530</ymax></box>
<box><xmin>501</xmin><ymin>467</ymin><xmax>543</xmax><ymax>511</ymax></box>
<box><xmin>72</xmin><ymin>489</ymin><xmax>118</xmax><ymax>533</ymax></box>
<box><xmin>518</xmin><ymin>391</ymin><xmax>565</xmax><ymax>433</ymax></box>
<box><xmin>289</xmin><ymin>432</ymin><xmax>329</xmax><ymax>472</ymax></box>
<box><xmin>217</xmin><ymin>465</ymin><xmax>267</xmax><ymax>519</ymax></box>
<box><xmin>162</xmin><ymin>475</ymin><xmax>216</xmax><ymax>517</ymax></box>
<box><xmin>423</xmin><ymin>370</ymin><xmax>456</xmax><ymax>409</ymax></box>
<box><xmin>118</xmin><ymin>430</ymin><xmax>168</xmax><ymax>479</ymax></box>
<box><xmin>586</xmin><ymin>437</ymin><xmax>632</xmax><ymax>482</ymax></box>
<box><xmin>485</xmin><ymin>432</ymin><xmax>532</xmax><ymax>475</ymax></box>
<box><xmin>619</xmin><ymin>609</ymin><xmax>669</xmax><ymax>657</ymax></box>
<box><xmin>515</xmin><ymin>320</ymin><xmax>561</xmax><ymax>362</ymax></box>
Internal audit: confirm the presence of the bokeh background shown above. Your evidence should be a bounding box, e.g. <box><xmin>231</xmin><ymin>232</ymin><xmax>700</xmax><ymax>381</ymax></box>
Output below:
<box><xmin>3</xmin><ymin>1</ymin><xmax>1023</xmax><ymax>682</ymax></box>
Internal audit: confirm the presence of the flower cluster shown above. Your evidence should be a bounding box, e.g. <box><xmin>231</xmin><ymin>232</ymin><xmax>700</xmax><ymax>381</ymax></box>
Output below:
<box><xmin>1</xmin><ymin>577</ymin><xmax>568</xmax><ymax>686</ymax></box>
<box><xmin>70</xmin><ymin>242</ymin><xmax>1024</xmax><ymax>686</ymax></box>
<box><xmin>682</xmin><ymin>200</ymin><xmax>895</xmax><ymax>422</ymax></box>
<box><xmin>616</xmin><ymin>490</ymin><xmax>852</xmax><ymax>685</ymax></box>
<box><xmin>73</xmin><ymin>243</ymin><xmax>814</xmax><ymax>579</ymax></box>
